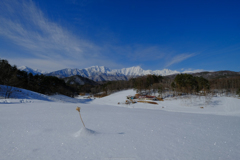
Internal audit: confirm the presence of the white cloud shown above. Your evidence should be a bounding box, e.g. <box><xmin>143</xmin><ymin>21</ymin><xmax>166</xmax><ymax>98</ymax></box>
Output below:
<box><xmin>0</xmin><ymin>0</ymin><xmax>105</xmax><ymax>71</ymax></box>
<box><xmin>1</xmin><ymin>0</ymin><xmax>155</xmax><ymax>71</ymax></box>
<box><xmin>0</xmin><ymin>0</ymin><xmax>203</xmax><ymax>72</ymax></box>
<box><xmin>166</xmin><ymin>53</ymin><xmax>196</xmax><ymax>67</ymax></box>
<box><xmin>2</xmin><ymin>1</ymin><xmax>99</xmax><ymax>56</ymax></box>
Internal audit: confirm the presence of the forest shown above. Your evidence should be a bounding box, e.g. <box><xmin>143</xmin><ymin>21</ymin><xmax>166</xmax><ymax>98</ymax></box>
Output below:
<box><xmin>0</xmin><ymin>59</ymin><xmax>76</xmax><ymax>98</ymax></box>
<box><xmin>89</xmin><ymin>72</ymin><xmax>240</xmax><ymax>98</ymax></box>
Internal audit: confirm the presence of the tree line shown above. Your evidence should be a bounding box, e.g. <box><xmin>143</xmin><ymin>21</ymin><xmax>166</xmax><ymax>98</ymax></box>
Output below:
<box><xmin>209</xmin><ymin>76</ymin><xmax>240</xmax><ymax>96</ymax></box>
<box><xmin>89</xmin><ymin>73</ymin><xmax>240</xmax><ymax>97</ymax></box>
<box><xmin>171</xmin><ymin>74</ymin><xmax>209</xmax><ymax>94</ymax></box>
<box><xmin>0</xmin><ymin>59</ymin><xmax>76</xmax><ymax>98</ymax></box>
<box><xmin>87</xmin><ymin>75</ymin><xmax>163</xmax><ymax>97</ymax></box>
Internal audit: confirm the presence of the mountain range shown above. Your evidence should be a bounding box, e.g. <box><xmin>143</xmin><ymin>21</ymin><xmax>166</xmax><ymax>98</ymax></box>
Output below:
<box><xmin>18</xmin><ymin>66</ymin><xmax>203</xmax><ymax>81</ymax></box>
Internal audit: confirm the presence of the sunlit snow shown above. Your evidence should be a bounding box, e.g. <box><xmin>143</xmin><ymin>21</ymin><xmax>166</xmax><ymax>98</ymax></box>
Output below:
<box><xmin>1</xmin><ymin>85</ymin><xmax>240</xmax><ymax>160</ymax></box>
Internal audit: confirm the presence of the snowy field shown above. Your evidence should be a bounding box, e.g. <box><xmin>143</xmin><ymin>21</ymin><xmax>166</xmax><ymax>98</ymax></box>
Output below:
<box><xmin>1</xmin><ymin>85</ymin><xmax>240</xmax><ymax>160</ymax></box>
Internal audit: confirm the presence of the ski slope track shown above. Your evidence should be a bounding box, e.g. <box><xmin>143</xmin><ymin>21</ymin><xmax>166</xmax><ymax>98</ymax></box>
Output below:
<box><xmin>1</xmin><ymin>86</ymin><xmax>240</xmax><ymax>160</ymax></box>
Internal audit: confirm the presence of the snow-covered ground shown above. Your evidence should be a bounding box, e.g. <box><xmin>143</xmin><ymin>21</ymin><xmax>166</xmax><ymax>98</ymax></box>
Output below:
<box><xmin>1</xmin><ymin>86</ymin><xmax>240</xmax><ymax>160</ymax></box>
<box><xmin>89</xmin><ymin>90</ymin><xmax>240</xmax><ymax>116</ymax></box>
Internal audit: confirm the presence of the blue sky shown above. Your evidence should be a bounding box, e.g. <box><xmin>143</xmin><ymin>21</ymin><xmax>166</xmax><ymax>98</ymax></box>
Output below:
<box><xmin>0</xmin><ymin>0</ymin><xmax>239</xmax><ymax>72</ymax></box>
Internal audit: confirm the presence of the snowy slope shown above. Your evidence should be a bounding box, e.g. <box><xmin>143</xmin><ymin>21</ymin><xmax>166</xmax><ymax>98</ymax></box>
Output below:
<box><xmin>0</xmin><ymin>85</ymin><xmax>52</xmax><ymax>101</ymax></box>
<box><xmin>1</xmin><ymin>102</ymin><xmax>240</xmax><ymax>160</ymax></box>
<box><xmin>0</xmin><ymin>85</ymin><xmax>91</xmax><ymax>104</ymax></box>
<box><xmin>89</xmin><ymin>89</ymin><xmax>240</xmax><ymax>116</ymax></box>
<box><xmin>1</xmin><ymin>87</ymin><xmax>240</xmax><ymax>160</ymax></box>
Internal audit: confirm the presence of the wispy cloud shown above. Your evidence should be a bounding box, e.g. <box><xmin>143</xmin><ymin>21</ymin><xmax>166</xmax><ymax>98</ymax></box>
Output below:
<box><xmin>105</xmin><ymin>44</ymin><xmax>167</xmax><ymax>62</ymax></box>
<box><xmin>0</xmin><ymin>0</ymin><xmax>202</xmax><ymax>72</ymax></box>
<box><xmin>2</xmin><ymin>1</ymin><xmax>74</xmax><ymax>53</ymax></box>
<box><xmin>0</xmin><ymin>0</ymin><xmax>167</xmax><ymax>71</ymax></box>
<box><xmin>166</xmin><ymin>53</ymin><xmax>196</xmax><ymax>67</ymax></box>
<box><xmin>0</xmin><ymin>0</ymin><xmax>104</xmax><ymax>71</ymax></box>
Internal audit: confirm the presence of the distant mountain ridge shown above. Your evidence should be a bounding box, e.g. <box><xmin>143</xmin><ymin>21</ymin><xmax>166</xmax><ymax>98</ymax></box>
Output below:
<box><xmin>18</xmin><ymin>66</ymin><xmax>48</xmax><ymax>75</ymax></box>
<box><xmin>19</xmin><ymin>65</ymin><xmax>205</xmax><ymax>82</ymax></box>
<box><xmin>45</xmin><ymin>66</ymin><xmax>128</xmax><ymax>81</ymax></box>
<box><xmin>46</xmin><ymin>66</ymin><xmax>184</xmax><ymax>81</ymax></box>
<box><xmin>112</xmin><ymin>66</ymin><xmax>180</xmax><ymax>76</ymax></box>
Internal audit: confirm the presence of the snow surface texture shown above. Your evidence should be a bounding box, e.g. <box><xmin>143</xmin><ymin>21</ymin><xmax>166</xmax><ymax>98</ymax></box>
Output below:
<box><xmin>1</xmin><ymin>86</ymin><xmax>240</xmax><ymax>160</ymax></box>
<box><xmin>89</xmin><ymin>90</ymin><xmax>240</xmax><ymax>116</ymax></box>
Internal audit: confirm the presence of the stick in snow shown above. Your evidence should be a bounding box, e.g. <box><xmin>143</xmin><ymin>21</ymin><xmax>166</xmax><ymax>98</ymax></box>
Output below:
<box><xmin>76</xmin><ymin>107</ymin><xmax>85</xmax><ymax>128</ymax></box>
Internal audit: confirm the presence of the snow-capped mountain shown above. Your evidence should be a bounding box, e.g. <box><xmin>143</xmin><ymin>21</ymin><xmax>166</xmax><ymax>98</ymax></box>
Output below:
<box><xmin>46</xmin><ymin>66</ymin><xmax>129</xmax><ymax>81</ymax></box>
<box><xmin>18</xmin><ymin>66</ymin><xmax>48</xmax><ymax>75</ymax></box>
<box><xmin>112</xmin><ymin>66</ymin><xmax>180</xmax><ymax>76</ymax></box>
<box><xmin>18</xmin><ymin>65</ymin><xmax>204</xmax><ymax>82</ymax></box>
<box><xmin>46</xmin><ymin>66</ymin><xmax>181</xmax><ymax>81</ymax></box>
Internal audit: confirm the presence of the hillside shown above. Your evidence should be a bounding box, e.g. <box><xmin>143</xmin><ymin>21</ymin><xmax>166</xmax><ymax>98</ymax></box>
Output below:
<box><xmin>164</xmin><ymin>70</ymin><xmax>240</xmax><ymax>80</ymax></box>
<box><xmin>191</xmin><ymin>70</ymin><xmax>240</xmax><ymax>79</ymax></box>
<box><xmin>63</xmin><ymin>75</ymin><xmax>98</xmax><ymax>86</ymax></box>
